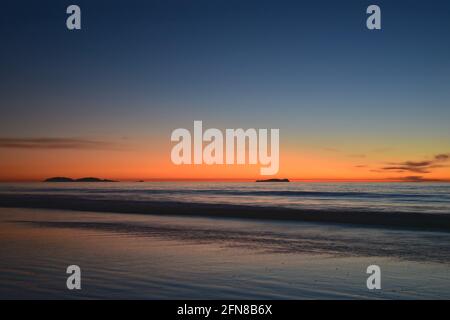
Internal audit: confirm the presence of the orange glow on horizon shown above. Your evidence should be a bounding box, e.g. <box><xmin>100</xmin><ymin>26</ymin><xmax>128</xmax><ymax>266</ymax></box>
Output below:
<box><xmin>0</xmin><ymin>143</ymin><xmax>449</xmax><ymax>182</ymax></box>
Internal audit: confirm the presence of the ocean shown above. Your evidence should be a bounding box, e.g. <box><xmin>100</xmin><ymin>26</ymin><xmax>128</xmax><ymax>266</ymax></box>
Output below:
<box><xmin>1</xmin><ymin>181</ymin><xmax>450</xmax><ymax>214</ymax></box>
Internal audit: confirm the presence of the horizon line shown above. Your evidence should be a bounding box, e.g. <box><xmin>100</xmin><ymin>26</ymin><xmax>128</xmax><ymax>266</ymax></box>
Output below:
<box><xmin>1</xmin><ymin>177</ymin><xmax>450</xmax><ymax>183</ymax></box>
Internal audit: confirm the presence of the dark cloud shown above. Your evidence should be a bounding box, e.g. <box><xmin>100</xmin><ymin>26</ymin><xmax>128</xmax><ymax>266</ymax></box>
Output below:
<box><xmin>387</xmin><ymin>176</ymin><xmax>444</xmax><ymax>182</ymax></box>
<box><xmin>379</xmin><ymin>153</ymin><xmax>450</xmax><ymax>175</ymax></box>
<box><xmin>400</xmin><ymin>161</ymin><xmax>432</xmax><ymax>167</ymax></box>
<box><xmin>435</xmin><ymin>154</ymin><xmax>450</xmax><ymax>161</ymax></box>
<box><xmin>400</xmin><ymin>176</ymin><xmax>427</xmax><ymax>182</ymax></box>
<box><xmin>381</xmin><ymin>166</ymin><xmax>430</xmax><ymax>174</ymax></box>
<box><xmin>0</xmin><ymin>138</ymin><xmax>115</xmax><ymax>150</ymax></box>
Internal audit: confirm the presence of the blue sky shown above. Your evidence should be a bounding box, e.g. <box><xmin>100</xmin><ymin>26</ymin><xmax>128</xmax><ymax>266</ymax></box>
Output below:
<box><xmin>1</xmin><ymin>0</ymin><xmax>449</xmax><ymax>180</ymax></box>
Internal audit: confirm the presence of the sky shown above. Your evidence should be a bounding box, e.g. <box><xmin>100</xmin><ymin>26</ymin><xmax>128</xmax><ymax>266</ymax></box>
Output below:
<box><xmin>1</xmin><ymin>0</ymin><xmax>450</xmax><ymax>181</ymax></box>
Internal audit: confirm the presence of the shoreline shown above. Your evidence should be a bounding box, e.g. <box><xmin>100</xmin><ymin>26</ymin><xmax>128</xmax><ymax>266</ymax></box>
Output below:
<box><xmin>1</xmin><ymin>194</ymin><xmax>450</xmax><ymax>232</ymax></box>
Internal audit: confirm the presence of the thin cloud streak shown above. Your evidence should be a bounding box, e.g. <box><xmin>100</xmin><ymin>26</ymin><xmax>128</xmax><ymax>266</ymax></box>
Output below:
<box><xmin>388</xmin><ymin>176</ymin><xmax>447</xmax><ymax>182</ymax></box>
<box><xmin>0</xmin><ymin>138</ymin><xmax>116</xmax><ymax>150</ymax></box>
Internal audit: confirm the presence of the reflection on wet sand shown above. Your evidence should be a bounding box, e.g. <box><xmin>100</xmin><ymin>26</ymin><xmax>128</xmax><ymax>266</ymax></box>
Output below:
<box><xmin>1</xmin><ymin>207</ymin><xmax>450</xmax><ymax>299</ymax></box>
<box><xmin>13</xmin><ymin>219</ymin><xmax>450</xmax><ymax>264</ymax></box>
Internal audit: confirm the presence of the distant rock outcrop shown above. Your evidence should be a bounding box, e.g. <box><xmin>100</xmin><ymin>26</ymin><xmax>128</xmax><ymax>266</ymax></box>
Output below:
<box><xmin>256</xmin><ymin>178</ymin><xmax>290</xmax><ymax>182</ymax></box>
<box><xmin>75</xmin><ymin>177</ymin><xmax>117</xmax><ymax>182</ymax></box>
<box><xmin>44</xmin><ymin>177</ymin><xmax>117</xmax><ymax>182</ymax></box>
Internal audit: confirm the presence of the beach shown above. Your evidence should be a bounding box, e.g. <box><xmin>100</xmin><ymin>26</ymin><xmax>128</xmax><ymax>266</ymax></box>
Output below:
<box><xmin>0</xmin><ymin>182</ymin><xmax>450</xmax><ymax>299</ymax></box>
<box><xmin>1</xmin><ymin>207</ymin><xmax>450</xmax><ymax>299</ymax></box>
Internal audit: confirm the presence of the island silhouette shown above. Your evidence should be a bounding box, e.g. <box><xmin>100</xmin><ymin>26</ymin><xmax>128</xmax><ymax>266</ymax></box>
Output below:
<box><xmin>256</xmin><ymin>178</ymin><xmax>290</xmax><ymax>182</ymax></box>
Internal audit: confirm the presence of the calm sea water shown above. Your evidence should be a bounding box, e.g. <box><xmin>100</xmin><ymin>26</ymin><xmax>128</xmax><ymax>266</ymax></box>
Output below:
<box><xmin>1</xmin><ymin>182</ymin><xmax>449</xmax><ymax>214</ymax></box>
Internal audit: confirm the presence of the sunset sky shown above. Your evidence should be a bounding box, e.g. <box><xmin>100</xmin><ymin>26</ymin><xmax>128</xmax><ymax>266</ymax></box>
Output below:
<box><xmin>1</xmin><ymin>0</ymin><xmax>450</xmax><ymax>182</ymax></box>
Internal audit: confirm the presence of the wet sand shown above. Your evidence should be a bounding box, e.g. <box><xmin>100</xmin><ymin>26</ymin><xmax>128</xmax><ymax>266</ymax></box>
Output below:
<box><xmin>1</xmin><ymin>207</ymin><xmax>450</xmax><ymax>299</ymax></box>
